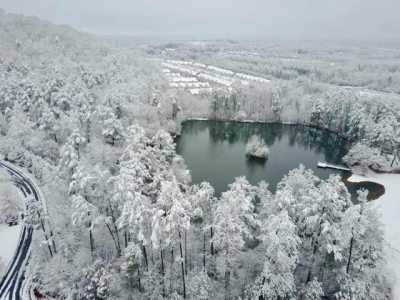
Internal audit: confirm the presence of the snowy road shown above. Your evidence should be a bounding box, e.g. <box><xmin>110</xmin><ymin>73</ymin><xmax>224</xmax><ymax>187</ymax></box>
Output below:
<box><xmin>0</xmin><ymin>160</ymin><xmax>46</xmax><ymax>300</ymax></box>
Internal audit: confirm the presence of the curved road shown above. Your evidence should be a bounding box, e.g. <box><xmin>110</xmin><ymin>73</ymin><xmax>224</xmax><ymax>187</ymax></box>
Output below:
<box><xmin>0</xmin><ymin>160</ymin><xmax>47</xmax><ymax>300</ymax></box>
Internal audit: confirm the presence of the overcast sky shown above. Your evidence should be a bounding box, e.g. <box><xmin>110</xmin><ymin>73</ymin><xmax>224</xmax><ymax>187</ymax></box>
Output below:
<box><xmin>1</xmin><ymin>0</ymin><xmax>400</xmax><ymax>40</ymax></box>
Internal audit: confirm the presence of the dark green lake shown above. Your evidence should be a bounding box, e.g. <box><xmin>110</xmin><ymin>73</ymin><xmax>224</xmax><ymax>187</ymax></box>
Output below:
<box><xmin>176</xmin><ymin>120</ymin><xmax>382</xmax><ymax>199</ymax></box>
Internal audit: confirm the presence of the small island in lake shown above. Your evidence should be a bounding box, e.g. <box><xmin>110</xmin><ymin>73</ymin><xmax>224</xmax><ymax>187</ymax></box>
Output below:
<box><xmin>245</xmin><ymin>135</ymin><xmax>269</xmax><ymax>159</ymax></box>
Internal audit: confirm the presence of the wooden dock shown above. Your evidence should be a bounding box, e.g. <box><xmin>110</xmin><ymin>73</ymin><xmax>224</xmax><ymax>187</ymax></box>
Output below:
<box><xmin>317</xmin><ymin>162</ymin><xmax>351</xmax><ymax>172</ymax></box>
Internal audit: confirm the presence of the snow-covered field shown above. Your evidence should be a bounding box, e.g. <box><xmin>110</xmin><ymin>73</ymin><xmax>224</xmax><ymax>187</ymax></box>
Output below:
<box><xmin>348</xmin><ymin>173</ymin><xmax>400</xmax><ymax>299</ymax></box>
<box><xmin>0</xmin><ymin>224</ymin><xmax>21</xmax><ymax>277</ymax></box>
<box><xmin>162</xmin><ymin>59</ymin><xmax>270</xmax><ymax>95</ymax></box>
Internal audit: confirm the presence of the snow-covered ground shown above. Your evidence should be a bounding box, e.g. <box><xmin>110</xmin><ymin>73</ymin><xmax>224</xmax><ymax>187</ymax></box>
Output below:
<box><xmin>348</xmin><ymin>173</ymin><xmax>400</xmax><ymax>299</ymax></box>
<box><xmin>162</xmin><ymin>59</ymin><xmax>270</xmax><ymax>95</ymax></box>
<box><xmin>0</xmin><ymin>224</ymin><xmax>21</xmax><ymax>277</ymax></box>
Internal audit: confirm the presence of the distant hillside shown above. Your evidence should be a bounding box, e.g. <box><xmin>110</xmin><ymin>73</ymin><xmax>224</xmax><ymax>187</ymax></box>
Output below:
<box><xmin>0</xmin><ymin>9</ymin><xmax>110</xmax><ymax>68</ymax></box>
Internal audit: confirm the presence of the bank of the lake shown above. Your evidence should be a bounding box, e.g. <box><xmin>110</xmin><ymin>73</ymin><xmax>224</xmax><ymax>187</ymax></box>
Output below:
<box><xmin>348</xmin><ymin>173</ymin><xmax>400</xmax><ymax>299</ymax></box>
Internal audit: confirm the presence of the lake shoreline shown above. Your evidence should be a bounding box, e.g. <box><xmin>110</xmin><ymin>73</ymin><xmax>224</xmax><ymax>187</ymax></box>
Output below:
<box><xmin>176</xmin><ymin>119</ymin><xmax>382</xmax><ymax>198</ymax></box>
<box><xmin>343</xmin><ymin>172</ymin><xmax>385</xmax><ymax>201</ymax></box>
<box><xmin>180</xmin><ymin>117</ymin><xmax>351</xmax><ymax>140</ymax></box>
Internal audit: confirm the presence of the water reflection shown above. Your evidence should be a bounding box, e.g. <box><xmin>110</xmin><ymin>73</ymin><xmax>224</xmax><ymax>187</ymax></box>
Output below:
<box><xmin>177</xmin><ymin>120</ymin><xmax>382</xmax><ymax>200</ymax></box>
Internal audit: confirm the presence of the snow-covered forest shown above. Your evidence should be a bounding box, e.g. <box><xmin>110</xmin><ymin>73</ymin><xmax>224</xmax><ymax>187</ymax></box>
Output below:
<box><xmin>0</xmin><ymin>8</ymin><xmax>399</xmax><ymax>300</ymax></box>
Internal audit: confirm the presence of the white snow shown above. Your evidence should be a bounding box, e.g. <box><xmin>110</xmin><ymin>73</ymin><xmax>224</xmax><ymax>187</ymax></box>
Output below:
<box><xmin>246</xmin><ymin>135</ymin><xmax>269</xmax><ymax>159</ymax></box>
<box><xmin>207</xmin><ymin>65</ymin><xmax>235</xmax><ymax>76</ymax></box>
<box><xmin>170</xmin><ymin>76</ymin><xmax>197</xmax><ymax>82</ymax></box>
<box><xmin>348</xmin><ymin>173</ymin><xmax>400</xmax><ymax>299</ymax></box>
<box><xmin>161</xmin><ymin>59</ymin><xmax>270</xmax><ymax>95</ymax></box>
<box><xmin>235</xmin><ymin>72</ymin><xmax>270</xmax><ymax>83</ymax></box>
<box><xmin>189</xmin><ymin>87</ymin><xmax>213</xmax><ymax>95</ymax></box>
<box><xmin>0</xmin><ymin>224</ymin><xmax>21</xmax><ymax>276</ymax></box>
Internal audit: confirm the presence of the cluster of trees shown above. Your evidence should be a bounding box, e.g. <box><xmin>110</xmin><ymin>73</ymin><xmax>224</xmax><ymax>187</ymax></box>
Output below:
<box><xmin>309</xmin><ymin>91</ymin><xmax>400</xmax><ymax>170</ymax></box>
<box><xmin>39</xmin><ymin>122</ymin><xmax>392</xmax><ymax>299</ymax></box>
<box><xmin>0</xmin><ymin>9</ymin><xmax>189</xmax><ymax>170</ymax></box>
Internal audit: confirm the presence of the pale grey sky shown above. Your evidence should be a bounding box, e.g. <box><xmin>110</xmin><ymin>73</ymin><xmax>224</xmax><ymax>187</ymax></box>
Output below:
<box><xmin>1</xmin><ymin>0</ymin><xmax>399</xmax><ymax>40</ymax></box>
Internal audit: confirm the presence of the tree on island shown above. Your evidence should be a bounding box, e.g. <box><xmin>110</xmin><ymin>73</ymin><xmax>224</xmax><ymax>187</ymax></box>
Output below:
<box><xmin>245</xmin><ymin>135</ymin><xmax>269</xmax><ymax>159</ymax></box>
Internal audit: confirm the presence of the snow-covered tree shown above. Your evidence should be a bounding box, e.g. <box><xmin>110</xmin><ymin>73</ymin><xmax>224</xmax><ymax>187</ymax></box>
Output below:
<box><xmin>121</xmin><ymin>242</ymin><xmax>143</xmax><ymax>291</ymax></box>
<box><xmin>187</xmin><ymin>182</ymin><xmax>216</xmax><ymax>271</ymax></box>
<box><xmin>59</xmin><ymin>130</ymin><xmax>85</xmax><ymax>177</ymax></box>
<box><xmin>245</xmin><ymin>135</ymin><xmax>269</xmax><ymax>159</ymax></box>
<box><xmin>336</xmin><ymin>190</ymin><xmax>390</xmax><ymax>299</ymax></box>
<box><xmin>187</xmin><ymin>271</ymin><xmax>213</xmax><ymax>300</ymax></box>
<box><xmin>116</xmin><ymin>173</ymin><xmax>154</xmax><ymax>268</ymax></box>
<box><xmin>102</xmin><ymin>114</ymin><xmax>124</xmax><ymax>146</ymax></box>
<box><xmin>253</xmin><ymin>210</ymin><xmax>300</xmax><ymax>300</ymax></box>
<box><xmin>298</xmin><ymin>278</ymin><xmax>324</xmax><ymax>300</ymax></box>
<box><xmin>71</xmin><ymin>194</ymin><xmax>99</xmax><ymax>254</ymax></box>
<box><xmin>152</xmin><ymin>179</ymin><xmax>191</xmax><ymax>298</ymax></box>
<box><xmin>310</xmin><ymin>100</ymin><xmax>325</xmax><ymax>127</ymax></box>
<box><xmin>212</xmin><ymin>177</ymin><xmax>257</xmax><ymax>299</ymax></box>
<box><xmin>37</xmin><ymin>104</ymin><xmax>61</xmax><ymax>142</ymax></box>
<box><xmin>344</xmin><ymin>143</ymin><xmax>389</xmax><ymax>172</ymax></box>
<box><xmin>78</xmin><ymin>260</ymin><xmax>114</xmax><ymax>300</ymax></box>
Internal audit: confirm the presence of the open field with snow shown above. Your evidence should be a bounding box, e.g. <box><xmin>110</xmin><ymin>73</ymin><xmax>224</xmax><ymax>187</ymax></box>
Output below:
<box><xmin>348</xmin><ymin>173</ymin><xmax>400</xmax><ymax>299</ymax></box>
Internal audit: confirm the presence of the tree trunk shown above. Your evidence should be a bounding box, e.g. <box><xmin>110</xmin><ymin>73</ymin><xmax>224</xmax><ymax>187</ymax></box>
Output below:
<box><xmin>89</xmin><ymin>228</ymin><xmax>95</xmax><ymax>256</ymax></box>
<box><xmin>108</xmin><ymin>200</ymin><xmax>121</xmax><ymax>256</ymax></box>
<box><xmin>50</xmin><ymin>229</ymin><xmax>57</xmax><ymax>254</ymax></box>
<box><xmin>106</xmin><ymin>223</ymin><xmax>120</xmax><ymax>256</ymax></box>
<box><xmin>170</xmin><ymin>247</ymin><xmax>174</xmax><ymax>295</ymax></box>
<box><xmin>306</xmin><ymin>209</ymin><xmax>325</xmax><ymax>283</ymax></box>
<box><xmin>346</xmin><ymin>236</ymin><xmax>354</xmax><ymax>274</ymax></box>
<box><xmin>137</xmin><ymin>267</ymin><xmax>142</xmax><ymax>292</ymax></box>
<box><xmin>224</xmin><ymin>269</ymin><xmax>231</xmax><ymax>300</ymax></box>
<box><xmin>161</xmin><ymin>247</ymin><xmax>165</xmax><ymax>275</ymax></box>
<box><xmin>306</xmin><ymin>246</ymin><xmax>316</xmax><ymax>283</ymax></box>
<box><xmin>306</xmin><ymin>236</ymin><xmax>320</xmax><ymax>283</ymax></box>
<box><xmin>107</xmin><ymin>203</ymin><xmax>121</xmax><ymax>256</ymax></box>
<box><xmin>151</xmin><ymin>244</ymin><xmax>155</xmax><ymax>265</ymax></box>
<box><xmin>391</xmin><ymin>151</ymin><xmax>398</xmax><ymax>167</ymax></box>
<box><xmin>160</xmin><ymin>246</ymin><xmax>165</xmax><ymax>298</ymax></box>
<box><xmin>319</xmin><ymin>254</ymin><xmax>328</xmax><ymax>283</ymax></box>
<box><xmin>142</xmin><ymin>245</ymin><xmax>149</xmax><ymax>271</ymax></box>
<box><xmin>347</xmin><ymin>205</ymin><xmax>363</xmax><ymax>275</ymax></box>
<box><xmin>113</xmin><ymin>221</ymin><xmax>121</xmax><ymax>255</ymax></box>
<box><xmin>86</xmin><ymin>120</ymin><xmax>91</xmax><ymax>144</ymax></box>
<box><xmin>178</xmin><ymin>232</ymin><xmax>186</xmax><ymax>299</ymax></box>
<box><xmin>259</xmin><ymin>277</ymin><xmax>266</xmax><ymax>300</ymax></box>
<box><xmin>210</xmin><ymin>227</ymin><xmax>214</xmax><ymax>256</ymax></box>
<box><xmin>184</xmin><ymin>231</ymin><xmax>188</xmax><ymax>275</ymax></box>
<box><xmin>203</xmin><ymin>231</ymin><xmax>206</xmax><ymax>271</ymax></box>
<box><xmin>37</xmin><ymin>211</ymin><xmax>53</xmax><ymax>257</ymax></box>
<box><xmin>124</xmin><ymin>231</ymin><xmax>128</xmax><ymax>248</ymax></box>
